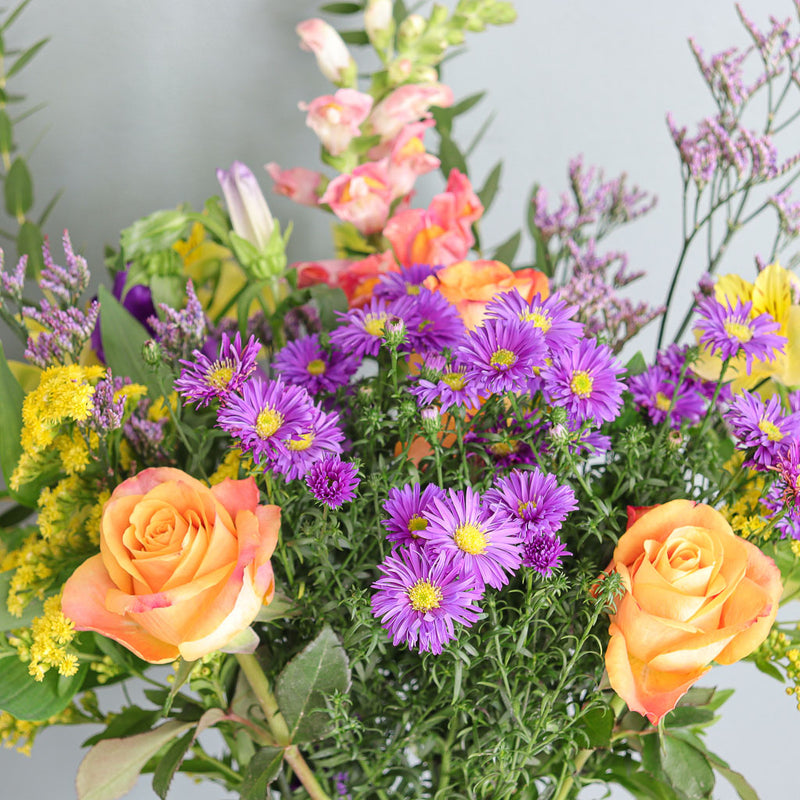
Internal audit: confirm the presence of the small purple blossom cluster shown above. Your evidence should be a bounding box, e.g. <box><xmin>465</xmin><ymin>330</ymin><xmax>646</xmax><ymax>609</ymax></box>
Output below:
<box><xmin>147</xmin><ymin>280</ymin><xmax>207</xmax><ymax>362</ymax></box>
<box><xmin>371</xmin><ymin>470</ymin><xmax>576</xmax><ymax>654</ymax></box>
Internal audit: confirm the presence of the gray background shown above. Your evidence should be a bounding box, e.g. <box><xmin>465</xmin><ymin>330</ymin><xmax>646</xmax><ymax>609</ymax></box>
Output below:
<box><xmin>0</xmin><ymin>1</ymin><xmax>798</xmax><ymax>798</ymax></box>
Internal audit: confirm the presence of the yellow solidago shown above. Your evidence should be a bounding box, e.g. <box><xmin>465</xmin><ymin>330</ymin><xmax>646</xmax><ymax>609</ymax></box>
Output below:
<box><xmin>54</xmin><ymin>430</ymin><xmax>99</xmax><ymax>476</ymax></box>
<box><xmin>148</xmin><ymin>391</ymin><xmax>178</xmax><ymax>422</ymax></box>
<box><xmin>0</xmin><ymin>704</ymin><xmax>85</xmax><ymax>755</ymax></box>
<box><xmin>693</xmin><ymin>262</ymin><xmax>800</xmax><ymax>393</ymax></box>
<box><xmin>208</xmin><ymin>448</ymin><xmax>252</xmax><ymax>485</ymax></box>
<box><xmin>24</xmin><ymin>594</ymin><xmax>79</xmax><ymax>681</ymax></box>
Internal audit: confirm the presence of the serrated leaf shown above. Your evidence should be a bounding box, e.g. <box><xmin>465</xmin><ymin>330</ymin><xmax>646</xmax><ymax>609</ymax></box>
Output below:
<box><xmin>6</xmin><ymin>36</ymin><xmax>48</xmax><ymax>79</ymax></box>
<box><xmin>661</xmin><ymin>733</ymin><xmax>715</xmax><ymax>799</ymax></box>
<box><xmin>706</xmin><ymin>753</ymin><xmax>759</xmax><ymax>800</ymax></box>
<box><xmin>77</xmin><ymin>721</ymin><xmax>193</xmax><ymax>800</ymax></box>
<box><xmin>83</xmin><ymin>707</ymin><xmax>163</xmax><ymax>747</ymax></box>
<box><xmin>492</xmin><ymin>230</ymin><xmax>521</xmax><ymax>265</ymax></box>
<box><xmin>240</xmin><ymin>746</ymin><xmax>284</xmax><ymax>800</ymax></box>
<box><xmin>0</xmin><ymin>651</ymin><xmax>88</xmax><ymax>720</ymax></box>
<box><xmin>339</xmin><ymin>29</ymin><xmax>369</xmax><ymax>45</ymax></box>
<box><xmin>438</xmin><ymin>133</ymin><xmax>468</xmax><ymax>178</ymax></box>
<box><xmin>477</xmin><ymin>161</ymin><xmax>502</xmax><ymax>212</ymax></box>
<box><xmin>152</xmin><ymin>729</ymin><xmax>195</xmax><ymax>800</ymax></box>
<box><xmin>275</xmin><ymin>625</ymin><xmax>351</xmax><ymax>744</ymax></box>
<box><xmin>4</xmin><ymin>156</ymin><xmax>32</xmax><ymax>217</ymax></box>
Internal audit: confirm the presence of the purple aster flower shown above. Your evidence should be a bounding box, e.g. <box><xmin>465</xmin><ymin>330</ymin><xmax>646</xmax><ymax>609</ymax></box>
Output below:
<box><xmin>522</xmin><ymin>532</ymin><xmax>571</xmax><ymax>577</ymax></box>
<box><xmin>421</xmin><ymin>487</ymin><xmax>522</xmax><ymax>591</ymax></box>
<box><xmin>457</xmin><ymin>318</ymin><xmax>547</xmax><ymax>395</ymax></box>
<box><xmin>374</xmin><ymin>264</ymin><xmax>438</xmax><ymax>301</ymax></box>
<box><xmin>217</xmin><ymin>377</ymin><xmax>313</xmax><ymax>467</ymax></box>
<box><xmin>410</xmin><ymin>354</ymin><xmax>484</xmax><ymax>411</ymax></box>
<box><xmin>628</xmin><ymin>363</ymin><xmax>706</xmax><ymax>428</ymax></box>
<box><xmin>271</xmin><ymin>403</ymin><xmax>345</xmax><ymax>481</ymax></box>
<box><xmin>305</xmin><ymin>455</ymin><xmax>360</xmax><ymax>508</ymax></box>
<box><xmin>389</xmin><ymin>289</ymin><xmax>466</xmax><ymax>353</ymax></box>
<box><xmin>762</xmin><ymin>442</ymin><xmax>800</xmax><ymax>539</ymax></box>
<box><xmin>272</xmin><ymin>333</ymin><xmax>357</xmax><ymax>394</ymax></box>
<box><xmin>694</xmin><ymin>297</ymin><xmax>786</xmax><ymax>372</ymax></box>
<box><xmin>542</xmin><ymin>338</ymin><xmax>625</xmax><ymax>426</ymax></box>
<box><xmin>725</xmin><ymin>392</ymin><xmax>800</xmax><ymax>469</ymax></box>
<box><xmin>176</xmin><ymin>332</ymin><xmax>260</xmax><ymax>407</ymax></box>
<box><xmin>370</xmin><ymin>547</ymin><xmax>482</xmax><ymax>655</ymax></box>
<box><xmin>381</xmin><ymin>483</ymin><xmax>446</xmax><ymax>548</ymax></box>
<box><xmin>329</xmin><ymin>297</ymin><xmax>391</xmax><ymax>359</ymax></box>
<box><xmin>788</xmin><ymin>390</ymin><xmax>800</xmax><ymax>414</ymax></box>
<box><xmin>485</xmin><ymin>290</ymin><xmax>583</xmax><ymax>358</ymax></box>
<box><xmin>484</xmin><ymin>468</ymin><xmax>577</xmax><ymax>543</ymax></box>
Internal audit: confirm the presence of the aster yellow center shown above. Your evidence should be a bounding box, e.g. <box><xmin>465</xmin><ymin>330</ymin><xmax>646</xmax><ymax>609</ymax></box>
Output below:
<box><xmin>206</xmin><ymin>362</ymin><xmax>234</xmax><ymax>390</ymax></box>
<box><xmin>520</xmin><ymin>310</ymin><xmax>552</xmax><ymax>332</ymax></box>
<box><xmin>518</xmin><ymin>499</ymin><xmax>536</xmax><ymax>515</ymax></box>
<box><xmin>454</xmin><ymin>523</ymin><xmax>487</xmax><ymax>555</ymax></box>
<box><xmin>758</xmin><ymin>418</ymin><xmax>784</xmax><ymax>442</ymax></box>
<box><xmin>364</xmin><ymin>315</ymin><xmax>387</xmax><ymax>337</ymax></box>
<box><xmin>306</xmin><ymin>359</ymin><xmax>326</xmax><ymax>376</ymax></box>
<box><xmin>490</xmin><ymin>348</ymin><xmax>516</xmax><ymax>370</ymax></box>
<box><xmin>723</xmin><ymin>320</ymin><xmax>753</xmax><ymax>343</ymax></box>
<box><xmin>407</xmin><ymin>578</ymin><xmax>443</xmax><ymax>612</ymax></box>
<box><xmin>287</xmin><ymin>432</ymin><xmax>315</xmax><ymax>451</ymax></box>
<box><xmin>442</xmin><ymin>371</ymin><xmax>466</xmax><ymax>390</ymax></box>
<box><xmin>255</xmin><ymin>408</ymin><xmax>284</xmax><ymax>439</ymax></box>
<box><xmin>405</xmin><ymin>282</ymin><xmax>421</xmax><ymax>296</ymax></box>
<box><xmin>655</xmin><ymin>392</ymin><xmax>672</xmax><ymax>412</ymax></box>
<box><xmin>408</xmin><ymin>515</ymin><xmax>428</xmax><ymax>534</ymax></box>
<box><xmin>570</xmin><ymin>370</ymin><xmax>594</xmax><ymax>398</ymax></box>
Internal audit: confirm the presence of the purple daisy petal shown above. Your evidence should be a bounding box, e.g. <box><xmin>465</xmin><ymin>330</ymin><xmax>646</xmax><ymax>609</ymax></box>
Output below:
<box><xmin>272</xmin><ymin>333</ymin><xmax>357</xmax><ymax>394</ymax></box>
<box><xmin>389</xmin><ymin>288</ymin><xmax>466</xmax><ymax>354</ymax></box>
<box><xmin>305</xmin><ymin>455</ymin><xmax>360</xmax><ymax>508</ymax></box>
<box><xmin>381</xmin><ymin>483</ymin><xmax>446</xmax><ymax>548</ymax></box>
<box><xmin>628</xmin><ymin>363</ymin><xmax>707</xmax><ymax>429</ymax></box>
<box><xmin>329</xmin><ymin>297</ymin><xmax>391</xmax><ymax>359</ymax></box>
<box><xmin>271</xmin><ymin>403</ymin><xmax>345</xmax><ymax>481</ymax></box>
<box><xmin>374</xmin><ymin>264</ymin><xmax>439</xmax><ymax>301</ymax></box>
<box><xmin>522</xmin><ymin>532</ymin><xmax>571</xmax><ymax>577</ymax></box>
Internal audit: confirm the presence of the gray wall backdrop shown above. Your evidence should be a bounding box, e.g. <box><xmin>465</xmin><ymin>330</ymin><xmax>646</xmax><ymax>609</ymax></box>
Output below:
<box><xmin>1</xmin><ymin>1</ymin><xmax>798</xmax><ymax>798</ymax></box>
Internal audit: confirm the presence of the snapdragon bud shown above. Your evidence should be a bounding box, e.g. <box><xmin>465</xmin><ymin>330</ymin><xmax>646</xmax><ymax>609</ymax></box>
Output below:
<box><xmin>398</xmin><ymin>14</ymin><xmax>426</xmax><ymax>45</ymax></box>
<box><xmin>365</xmin><ymin>0</ymin><xmax>395</xmax><ymax>51</ymax></box>
<box><xmin>296</xmin><ymin>18</ymin><xmax>357</xmax><ymax>87</ymax></box>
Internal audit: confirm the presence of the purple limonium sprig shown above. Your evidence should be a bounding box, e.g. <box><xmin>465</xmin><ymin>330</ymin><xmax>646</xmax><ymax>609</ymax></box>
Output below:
<box><xmin>421</xmin><ymin>487</ymin><xmax>522</xmax><ymax>591</ymax></box>
<box><xmin>522</xmin><ymin>532</ymin><xmax>571</xmax><ymax>577</ymax></box>
<box><xmin>374</xmin><ymin>263</ymin><xmax>438</xmax><ymax>301</ymax></box>
<box><xmin>725</xmin><ymin>391</ymin><xmax>800</xmax><ymax>470</ymax></box>
<box><xmin>272</xmin><ymin>333</ymin><xmax>357</xmax><ymax>395</ymax></box>
<box><xmin>40</xmin><ymin>231</ymin><xmax>90</xmax><ymax>304</ymax></box>
<box><xmin>370</xmin><ymin>547</ymin><xmax>482</xmax><ymax>655</ymax></box>
<box><xmin>329</xmin><ymin>296</ymin><xmax>391</xmax><ymax>359</ymax></box>
<box><xmin>0</xmin><ymin>252</ymin><xmax>26</xmax><ymax>303</ymax></box>
<box><xmin>484</xmin><ymin>289</ymin><xmax>583</xmax><ymax>359</ymax></box>
<box><xmin>542</xmin><ymin>338</ymin><xmax>625</xmax><ymax>427</ymax></box>
<box><xmin>381</xmin><ymin>482</ymin><xmax>446</xmax><ymax>549</ymax></box>
<box><xmin>694</xmin><ymin>297</ymin><xmax>785</xmax><ymax>371</ymax></box>
<box><xmin>457</xmin><ymin>317</ymin><xmax>546</xmax><ymax>395</ymax></box>
<box><xmin>217</xmin><ymin>377</ymin><xmax>313</xmax><ymax>467</ymax></box>
<box><xmin>271</xmin><ymin>403</ymin><xmax>345</xmax><ymax>482</ymax></box>
<box><xmin>484</xmin><ymin>468</ymin><xmax>577</xmax><ymax>543</ymax></box>
<box><xmin>389</xmin><ymin>288</ymin><xmax>466</xmax><ymax>353</ymax></box>
<box><xmin>176</xmin><ymin>332</ymin><xmax>261</xmax><ymax>408</ymax></box>
<box><xmin>148</xmin><ymin>280</ymin><xmax>207</xmax><ymax>362</ymax></box>
<box><xmin>305</xmin><ymin>454</ymin><xmax>360</xmax><ymax>508</ymax></box>
<box><xmin>628</xmin><ymin>363</ymin><xmax>706</xmax><ymax>429</ymax></box>
<box><xmin>85</xmin><ymin>375</ymin><xmax>126</xmax><ymax>433</ymax></box>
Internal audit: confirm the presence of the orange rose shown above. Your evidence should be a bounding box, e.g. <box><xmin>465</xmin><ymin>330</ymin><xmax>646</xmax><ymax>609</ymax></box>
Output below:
<box><xmin>425</xmin><ymin>259</ymin><xmax>549</xmax><ymax>329</ymax></box>
<box><xmin>62</xmin><ymin>467</ymin><xmax>280</xmax><ymax>663</ymax></box>
<box><xmin>602</xmin><ymin>499</ymin><xmax>782</xmax><ymax>723</ymax></box>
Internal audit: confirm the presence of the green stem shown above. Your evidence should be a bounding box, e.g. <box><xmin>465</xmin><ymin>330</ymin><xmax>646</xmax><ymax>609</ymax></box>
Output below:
<box><xmin>187</xmin><ymin>749</ymin><xmax>243</xmax><ymax>786</ymax></box>
<box><xmin>552</xmin><ymin>747</ymin><xmax>593</xmax><ymax>800</ymax></box>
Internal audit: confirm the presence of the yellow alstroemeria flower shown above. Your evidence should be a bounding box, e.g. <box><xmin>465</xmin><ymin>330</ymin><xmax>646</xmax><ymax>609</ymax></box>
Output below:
<box><xmin>693</xmin><ymin>261</ymin><xmax>800</xmax><ymax>393</ymax></box>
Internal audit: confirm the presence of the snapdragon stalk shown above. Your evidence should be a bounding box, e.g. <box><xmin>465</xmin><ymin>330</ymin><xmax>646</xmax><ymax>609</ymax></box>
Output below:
<box><xmin>235</xmin><ymin>653</ymin><xmax>331</xmax><ymax>800</ymax></box>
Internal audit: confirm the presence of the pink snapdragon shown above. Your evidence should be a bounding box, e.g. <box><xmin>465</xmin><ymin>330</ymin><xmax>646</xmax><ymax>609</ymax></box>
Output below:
<box><xmin>296</xmin><ymin>18</ymin><xmax>356</xmax><ymax>86</ymax></box>
<box><xmin>367</xmin><ymin>82</ymin><xmax>454</xmax><ymax>143</ymax></box>
<box><xmin>319</xmin><ymin>162</ymin><xmax>392</xmax><ymax>235</ymax></box>
<box><xmin>383</xmin><ymin>120</ymin><xmax>440</xmax><ymax>199</ymax></box>
<box><xmin>265</xmin><ymin>163</ymin><xmax>323</xmax><ymax>207</ymax></box>
<box><xmin>384</xmin><ymin>170</ymin><xmax>483</xmax><ymax>266</ymax></box>
<box><xmin>299</xmin><ymin>89</ymin><xmax>373</xmax><ymax>156</ymax></box>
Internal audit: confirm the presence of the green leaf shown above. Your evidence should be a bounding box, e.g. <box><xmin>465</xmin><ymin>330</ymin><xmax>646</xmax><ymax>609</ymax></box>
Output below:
<box><xmin>438</xmin><ymin>132</ymin><xmax>468</xmax><ymax>178</ymax></box>
<box><xmin>477</xmin><ymin>161</ymin><xmax>502</xmax><ymax>212</ymax></box>
<box><xmin>1</xmin><ymin>0</ymin><xmax>34</xmax><ymax>33</ymax></box>
<box><xmin>4</xmin><ymin>156</ymin><xmax>32</xmax><ymax>217</ymax></box>
<box><xmin>240</xmin><ymin>747</ymin><xmax>284</xmax><ymax>800</ymax></box>
<box><xmin>0</xmin><ymin>651</ymin><xmax>88</xmax><ymax>720</ymax></box>
<box><xmin>339</xmin><ymin>29</ymin><xmax>369</xmax><ymax>45</ymax></box>
<box><xmin>308</xmin><ymin>284</ymin><xmax>348</xmax><ymax>332</ymax></box>
<box><xmin>83</xmin><ymin>707</ymin><xmax>163</xmax><ymax>747</ymax></box>
<box><xmin>661</xmin><ymin>733</ymin><xmax>715</xmax><ymax>799</ymax></box>
<box><xmin>492</xmin><ymin>230</ymin><xmax>521</xmax><ymax>265</ymax></box>
<box><xmin>0</xmin><ymin>502</ymin><xmax>33</xmax><ymax>527</ymax></box>
<box><xmin>17</xmin><ymin>218</ymin><xmax>44</xmax><ymax>277</ymax></box>
<box><xmin>450</xmin><ymin>91</ymin><xmax>486</xmax><ymax>117</ymax></box>
<box><xmin>578</xmin><ymin>704</ymin><xmax>614</xmax><ymax>748</ymax></box>
<box><xmin>0</xmin><ymin>340</ymin><xmax>31</xmax><ymax>506</ymax></box>
<box><xmin>76</xmin><ymin>721</ymin><xmax>193</xmax><ymax>800</ymax></box>
<box><xmin>152</xmin><ymin>729</ymin><xmax>195</xmax><ymax>800</ymax></box>
<box><xmin>663</xmin><ymin>705</ymin><xmax>715</xmax><ymax>728</ymax></box>
<box><xmin>0</xmin><ymin>570</ymin><xmax>42</xmax><ymax>630</ymax></box>
<box><xmin>98</xmin><ymin>285</ymin><xmax>167</xmax><ymax>400</ymax></box>
<box><xmin>706</xmin><ymin>754</ymin><xmax>759</xmax><ymax>800</ymax></box>
<box><xmin>6</xmin><ymin>36</ymin><xmax>48</xmax><ymax>79</ymax></box>
<box><xmin>275</xmin><ymin>625</ymin><xmax>351</xmax><ymax>744</ymax></box>
<box><xmin>320</xmin><ymin>2</ymin><xmax>362</xmax><ymax>12</ymax></box>
<box><xmin>625</xmin><ymin>351</ymin><xmax>648</xmax><ymax>377</ymax></box>
<box><xmin>162</xmin><ymin>659</ymin><xmax>196</xmax><ymax>718</ymax></box>
<box><xmin>0</xmin><ymin>109</ymin><xmax>13</xmax><ymax>153</ymax></box>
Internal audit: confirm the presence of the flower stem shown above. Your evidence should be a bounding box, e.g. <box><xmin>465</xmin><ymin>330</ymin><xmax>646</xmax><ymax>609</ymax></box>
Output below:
<box><xmin>552</xmin><ymin>747</ymin><xmax>592</xmax><ymax>800</ymax></box>
<box><xmin>235</xmin><ymin>653</ymin><xmax>331</xmax><ymax>800</ymax></box>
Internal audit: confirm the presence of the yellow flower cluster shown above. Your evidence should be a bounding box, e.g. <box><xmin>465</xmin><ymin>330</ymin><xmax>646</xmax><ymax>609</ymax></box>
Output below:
<box><xmin>757</xmin><ymin>629</ymin><xmax>800</xmax><ymax>710</ymax></box>
<box><xmin>720</xmin><ymin>455</ymin><xmax>771</xmax><ymax>541</ymax></box>
<box><xmin>208</xmin><ymin>448</ymin><xmax>251</xmax><ymax>484</ymax></box>
<box><xmin>0</xmin><ymin>703</ymin><xmax>86</xmax><ymax>755</ymax></box>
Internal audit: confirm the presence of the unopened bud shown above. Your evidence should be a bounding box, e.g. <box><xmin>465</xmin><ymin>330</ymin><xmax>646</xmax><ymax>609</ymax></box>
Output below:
<box><xmin>421</xmin><ymin>406</ymin><xmax>441</xmax><ymax>436</ymax></box>
<box><xmin>398</xmin><ymin>14</ymin><xmax>426</xmax><ymax>44</ymax></box>
<box><xmin>365</xmin><ymin>0</ymin><xmax>395</xmax><ymax>50</ymax></box>
<box><xmin>383</xmin><ymin>317</ymin><xmax>407</xmax><ymax>349</ymax></box>
<box><xmin>142</xmin><ymin>339</ymin><xmax>163</xmax><ymax>366</ymax></box>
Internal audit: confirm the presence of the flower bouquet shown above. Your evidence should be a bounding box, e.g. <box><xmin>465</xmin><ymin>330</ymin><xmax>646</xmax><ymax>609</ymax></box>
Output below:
<box><xmin>1</xmin><ymin>1</ymin><xmax>800</xmax><ymax>799</ymax></box>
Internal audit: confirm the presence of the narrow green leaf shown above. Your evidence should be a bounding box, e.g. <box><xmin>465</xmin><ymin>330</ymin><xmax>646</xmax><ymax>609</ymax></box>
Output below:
<box><xmin>0</xmin><ymin>340</ymin><xmax>28</xmax><ymax>503</ymax></box>
<box><xmin>339</xmin><ymin>29</ymin><xmax>369</xmax><ymax>45</ymax></box>
<box><xmin>82</xmin><ymin>707</ymin><xmax>163</xmax><ymax>747</ymax></box>
<box><xmin>320</xmin><ymin>2</ymin><xmax>362</xmax><ymax>12</ymax></box>
<box><xmin>152</xmin><ymin>729</ymin><xmax>195</xmax><ymax>800</ymax></box>
<box><xmin>465</xmin><ymin>111</ymin><xmax>496</xmax><ymax>158</ymax></box>
<box><xmin>6</xmin><ymin>36</ymin><xmax>48</xmax><ymax>79</ymax></box>
<box><xmin>12</xmin><ymin>99</ymin><xmax>46</xmax><ymax>125</ymax></box>
<box><xmin>76</xmin><ymin>721</ymin><xmax>193</xmax><ymax>800</ymax></box>
<box><xmin>0</xmin><ymin>651</ymin><xmax>88</xmax><ymax>720</ymax></box>
<box><xmin>0</xmin><ymin>110</ymin><xmax>13</xmax><ymax>153</ymax></box>
<box><xmin>625</xmin><ymin>351</ymin><xmax>647</xmax><ymax>377</ymax></box>
<box><xmin>275</xmin><ymin>625</ymin><xmax>351</xmax><ymax>743</ymax></box>
<box><xmin>162</xmin><ymin>659</ymin><xmax>196</xmax><ymax>718</ymax></box>
<box><xmin>661</xmin><ymin>733</ymin><xmax>715</xmax><ymax>799</ymax></box>
<box><xmin>4</xmin><ymin>156</ymin><xmax>33</xmax><ymax>217</ymax></box>
<box><xmin>477</xmin><ymin>161</ymin><xmax>502</xmax><ymax>212</ymax></box>
<box><xmin>37</xmin><ymin>187</ymin><xmax>63</xmax><ymax>226</ymax></box>
<box><xmin>1</xmin><ymin>0</ymin><xmax>34</xmax><ymax>32</ymax></box>
<box><xmin>17</xmin><ymin>218</ymin><xmax>44</xmax><ymax>277</ymax></box>
<box><xmin>438</xmin><ymin>133</ymin><xmax>468</xmax><ymax>178</ymax></box>
<box><xmin>240</xmin><ymin>746</ymin><xmax>284</xmax><ymax>800</ymax></box>
<box><xmin>706</xmin><ymin>754</ymin><xmax>759</xmax><ymax>800</ymax></box>
<box><xmin>492</xmin><ymin>230</ymin><xmax>521</xmax><ymax>265</ymax></box>
<box><xmin>450</xmin><ymin>91</ymin><xmax>486</xmax><ymax>117</ymax></box>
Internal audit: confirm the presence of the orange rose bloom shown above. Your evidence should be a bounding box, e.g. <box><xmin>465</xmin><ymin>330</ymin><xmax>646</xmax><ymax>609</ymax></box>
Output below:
<box><xmin>425</xmin><ymin>259</ymin><xmax>549</xmax><ymax>329</ymax></box>
<box><xmin>602</xmin><ymin>499</ymin><xmax>782</xmax><ymax>723</ymax></box>
<box><xmin>62</xmin><ymin>468</ymin><xmax>280</xmax><ymax>663</ymax></box>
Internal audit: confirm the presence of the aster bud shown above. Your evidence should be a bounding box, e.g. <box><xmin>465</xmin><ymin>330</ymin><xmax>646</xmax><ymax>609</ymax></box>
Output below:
<box><xmin>420</xmin><ymin>406</ymin><xmax>441</xmax><ymax>436</ymax></box>
<box><xmin>549</xmin><ymin>423</ymin><xmax>569</xmax><ymax>446</ymax></box>
<box><xmin>383</xmin><ymin>317</ymin><xmax>407</xmax><ymax>349</ymax></box>
<box><xmin>142</xmin><ymin>339</ymin><xmax>163</xmax><ymax>366</ymax></box>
